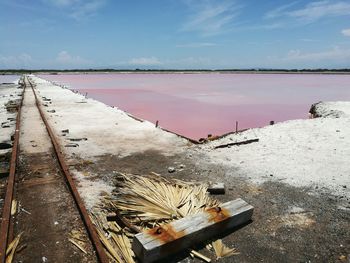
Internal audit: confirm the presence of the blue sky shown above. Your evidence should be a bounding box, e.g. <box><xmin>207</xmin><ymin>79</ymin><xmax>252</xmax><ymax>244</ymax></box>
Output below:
<box><xmin>1</xmin><ymin>0</ymin><xmax>350</xmax><ymax>69</ymax></box>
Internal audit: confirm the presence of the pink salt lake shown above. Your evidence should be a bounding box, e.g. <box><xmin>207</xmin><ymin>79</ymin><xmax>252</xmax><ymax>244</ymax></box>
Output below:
<box><xmin>39</xmin><ymin>73</ymin><xmax>350</xmax><ymax>140</ymax></box>
<box><xmin>0</xmin><ymin>75</ymin><xmax>20</xmax><ymax>83</ymax></box>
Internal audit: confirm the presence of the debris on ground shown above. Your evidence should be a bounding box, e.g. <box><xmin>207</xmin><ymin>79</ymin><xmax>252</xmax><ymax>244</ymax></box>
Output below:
<box><xmin>212</xmin><ymin>239</ymin><xmax>240</xmax><ymax>259</ymax></box>
<box><xmin>91</xmin><ymin>173</ymin><xmax>248</xmax><ymax>263</ymax></box>
<box><xmin>214</xmin><ymin>138</ymin><xmax>259</xmax><ymax>149</ymax></box>
<box><xmin>69</xmin><ymin>230</ymin><xmax>87</xmax><ymax>254</ymax></box>
<box><xmin>11</xmin><ymin>199</ymin><xmax>17</xmax><ymax>216</ymax></box>
<box><xmin>167</xmin><ymin>166</ymin><xmax>176</xmax><ymax>173</ymax></box>
<box><xmin>5</xmin><ymin>232</ymin><xmax>23</xmax><ymax>263</ymax></box>
<box><xmin>207</xmin><ymin>183</ymin><xmax>225</xmax><ymax>195</ymax></box>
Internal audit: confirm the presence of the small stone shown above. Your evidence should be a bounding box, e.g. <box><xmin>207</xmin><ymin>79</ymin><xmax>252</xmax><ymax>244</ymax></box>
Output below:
<box><xmin>179</xmin><ymin>164</ymin><xmax>185</xmax><ymax>169</ymax></box>
<box><xmin>270</xmin><ymin>199</ymin><xmax>277</xmax><ymax>205</ymax></box>
<box><xmin>168</xmin><ymin>167</ymin><xmax>176</xmax><ymax>173</ymax></box>
<box><xmin>270</xmin><ymin>174</ymin><xmax>273</xmax><ymax>177</ymax></box>
<box><xmin>338</xmin><ymin>255</ymin><xmax>346</xmax><ymax>261</ymax></box>
<box><xmin>343</xmin><ymin>185</ymin><xmax>347</xmax><ymax>189</ymax></box>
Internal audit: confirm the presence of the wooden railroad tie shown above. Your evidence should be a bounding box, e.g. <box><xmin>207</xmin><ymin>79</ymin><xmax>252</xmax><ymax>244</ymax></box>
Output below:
<box><xmin>132</xmin><ymin>198</ymin><xmax>254</xmax><ymax>263</ymax></box>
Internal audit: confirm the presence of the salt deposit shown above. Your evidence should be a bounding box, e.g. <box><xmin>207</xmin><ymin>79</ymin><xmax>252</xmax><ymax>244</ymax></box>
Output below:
<box><xmin>201</xmin><ymin>101</ymin><xmax>350</xmax><ymax>197</ymax></box>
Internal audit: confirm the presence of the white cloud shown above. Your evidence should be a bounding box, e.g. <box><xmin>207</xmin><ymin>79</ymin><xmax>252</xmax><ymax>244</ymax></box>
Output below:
<box><xmin>267</xmin><ymin>46</ymin><xmax>350</xmax><ymax>68</ymax></box>
<box><xmin>44</xmin><ymin>0</ymin><xmax>80</xmax><ymax>7</ymax></box>
<box><xmin>244</xmin><ymin>22</ymin><xmax>284</xmax><ymax>30</ymax></box>
<box><xmin>285</xmin><ymin>47</ymin><xmax>350</xmax><ymax>61</ymax></box>
<box><xmin>56</xmin><ymin>51</ymin><xmax>90</xmax><ymax>65</ymax></box>
<box><xmin>175</xmin><ymin>42</ymin><xmax>217</xmax><ymax>48</ymax></box>
<box><xmin>265</xmin><ymin>1</ymin><xmax>350</xmax><ymax>23</ymax></box>
<box><xmin>300</xmin><ymin>38</ymin><xmax>320</xmax><ymax>42</ymax></box>
<box><xmin>264</xmin><ymin>1</ymin><xmax>300</xmax><ymax>19</ymax></box>
<box><xmin>181</xmin><ymin>0</ymin><xmax>242</xmax><ymax>36</ymax></box>
<box><xmin>43</xmin><ymin>0</ymin><xmax>106</xmax><ymax>20</ymax></box>
<box><xmin>165</xmin><ymin>57</ymin><xmax>213</xmax><ymax>68</ymax></box>
<box><xmin>128</xmin><ymin>57</ymin><xmax>162</xmax><ymax>66</ymax></box>
<box><xmin>342</xmin><ymin>28</ymin><xmax>350</xmax><ymax>36</ymax></box>
<box><xmin>70</xmin><ymin>0</ymin><xmax>106</xmax><ymax>20</ymax></box>
<box><xmin>0</xmin><ymin>53</ymin><xmax>33</xmax><ymax>68</ymax></box>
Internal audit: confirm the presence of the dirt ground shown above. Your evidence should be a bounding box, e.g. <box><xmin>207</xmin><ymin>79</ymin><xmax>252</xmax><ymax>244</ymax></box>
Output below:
<box><xmin>14</xmin><ymin>152</ymin><xmax>97</xmax><ymax>262</ymax></box>
<box><xmin>11</xmin><ymin>83</ymin><xmax>97</xmax><ymax>263</ymax></box>
<box><xmin>71</xmin><ymin>149</ymin><xmax>350</xmax><ymax>263</ymax></box>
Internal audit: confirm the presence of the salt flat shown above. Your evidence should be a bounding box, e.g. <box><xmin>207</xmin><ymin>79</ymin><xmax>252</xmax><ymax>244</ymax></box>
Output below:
<box><xmin>200</xmin><ymin>103</ymin><xmax>350</xmax><ymax>198</ymax></box>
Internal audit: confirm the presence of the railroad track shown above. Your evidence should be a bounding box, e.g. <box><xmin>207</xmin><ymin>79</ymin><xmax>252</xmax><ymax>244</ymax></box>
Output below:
<box><xmin>0</xmin><ymin>76</ymin><xmax>108</xmax><ymax>263</ymax></box>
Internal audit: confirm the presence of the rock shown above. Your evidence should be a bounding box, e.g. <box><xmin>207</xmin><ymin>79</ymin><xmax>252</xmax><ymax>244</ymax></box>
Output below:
<box><xmin>0</xmin><ymin>142</ymin><xmax>12</xmax><ymax>150</ymax></box>
<box><xmin>168</xmin><ymin>167</ymin><xmax>176</xmax><ymax>173</ymax></box>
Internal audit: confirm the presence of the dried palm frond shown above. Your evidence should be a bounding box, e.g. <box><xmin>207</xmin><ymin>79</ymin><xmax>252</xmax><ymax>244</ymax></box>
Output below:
<box><xmin>6</xmin><ymin>232</ymin><xmax>23</xmax><ymax>263</ymax></box>
<box><xmin>91</xmin><ymin>212</ymin><xmax>134</xmax><ymax>263</ymax></box>
<box><xmin>69</xmin><ymin>230</ymin><xmax>87</xmax><ymax>254</ymax></box>
<box><xmin>109</xmin><ymin>173</ymin><xmax>218</xmax><ymax>227</ymax></box>
<box><xmin>11</xmin><ymin>200</ymin><xmax>17</xmax><ymax>216</ymax></box>
<box><xmin>69</xmin><ymin>238</ymin><xmax>87</xmax><ymax>254</ymax></box>
<box><xmin>92</xmin><ymin>173</ymin><xmax>239</xmax><ymax>262</ymax></box>
<box><xmin>212</xmin><ymin>239</ymin><xmax>240</xmax><ymax>259</ymax></box>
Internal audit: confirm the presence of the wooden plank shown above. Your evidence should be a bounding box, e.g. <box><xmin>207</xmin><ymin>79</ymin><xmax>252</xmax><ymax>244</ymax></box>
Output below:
<box><xmin>132</xmin><ymin>198</ymin><xmax>253</xmax><ymax>263</ymax></box>
<box><xmin>214</xmin><ymin>138</ymin><xmax>259</xmax><ymax>149</ymax></box>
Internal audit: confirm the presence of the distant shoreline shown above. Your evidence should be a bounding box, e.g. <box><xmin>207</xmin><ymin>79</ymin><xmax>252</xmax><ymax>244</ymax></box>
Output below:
<box><xmin>1</xmin><ymin>69</ymin><xmax>350</xmax><ymax>75</ymax></box>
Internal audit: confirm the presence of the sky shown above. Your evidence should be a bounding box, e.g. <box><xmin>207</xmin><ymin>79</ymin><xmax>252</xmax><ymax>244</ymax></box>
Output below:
<box><xmin>1</xmin><ymin>0</ymin><xmax>350</xmax><ymax>69</ymax></box>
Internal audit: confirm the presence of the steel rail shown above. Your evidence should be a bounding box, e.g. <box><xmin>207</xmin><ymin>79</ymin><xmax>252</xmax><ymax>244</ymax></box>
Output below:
<box><xmin>0</xmin><ymin>77</ymin><xmax>25</xmax><ymax>263</ymax></box>
<box><xmin>26</xmin><ymin>76</ymin><xmax>109</xmax><ymax>263</ymax></box>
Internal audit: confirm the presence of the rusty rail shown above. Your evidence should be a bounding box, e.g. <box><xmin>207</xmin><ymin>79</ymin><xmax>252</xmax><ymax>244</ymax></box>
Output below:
<box><xmin>26</xmin><ymin>76</ymin><xmax>109</xmax><ymax>263</ymax></box>
<box><xmin>0</xmin><ymin>78</ymin><xmax>25</xmax><ymax>263</ymax></box>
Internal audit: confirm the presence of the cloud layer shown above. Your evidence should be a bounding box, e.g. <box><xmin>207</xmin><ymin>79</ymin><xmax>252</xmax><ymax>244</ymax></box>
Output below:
<box><xmin>43</xmin><ymin>0</ymin><xmax>106</xmax><ymax>20</ymax></box>
<box><xmin>181</xmin><ymin>0</ymin><xmax>242</xmax><ymax>36</ymax></box>
<box><xmin>128</xmin><ymin>57</ymin><xmax>162</xmax><ymax>66</ymax></box>
<box><xmin>56</xmin><ymin>51</ymin><xmax>90</xmax><ymax>65</ymax></box>
<box><xmin>265</xmin><ymin>1</ymin><xmax>350</xmax><ymax>23</ymax></box>
<box><xmin>342</xmin><ymin>28</ymin><xmax>350</xmax><ymax>36</ymax></box>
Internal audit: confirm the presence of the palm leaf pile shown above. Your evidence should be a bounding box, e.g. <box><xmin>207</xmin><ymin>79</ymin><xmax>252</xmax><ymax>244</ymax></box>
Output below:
<box><xmin>91</xmin><ymin>173</ymin><xmax>238</xmax><ymax>263</ymax></box>
<box><xmin>91</xmin><ymin>212</ymin><xmax>134</xmax><ymax>263</ymax></box>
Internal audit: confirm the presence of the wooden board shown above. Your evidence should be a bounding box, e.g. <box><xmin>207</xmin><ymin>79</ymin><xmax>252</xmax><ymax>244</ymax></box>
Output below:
<box><xmin>214</xmin><ymin>138</ymin><xmax>259</xmax><ymax>149</ymax></box>
<box><xmin>207</xmin><ymin>182</ymin><xmax>225</xmax><ymax>195</ymax></box>
<box><xmin>132</xmin><ymin>198</ymin><xmax>253</xmax><ymax>263</ymax></box>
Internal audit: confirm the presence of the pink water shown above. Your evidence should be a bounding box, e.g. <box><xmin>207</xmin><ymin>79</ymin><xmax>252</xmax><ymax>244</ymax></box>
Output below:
<box><xmin>39</xmin><ymin>73</ymin><xmax>350</xmax><ymax>139</ymax></box>
<box><xmin>0</xmin><ymin>75</ymin><xmax>19</xmax><ymax>83</ymax></box>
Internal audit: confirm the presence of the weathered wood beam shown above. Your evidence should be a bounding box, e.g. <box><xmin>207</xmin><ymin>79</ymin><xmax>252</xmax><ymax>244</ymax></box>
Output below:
<box><xmin>214</xmin><ymin>138</ymin><xmax>259</xmax><ymax>149</ymax></box>
<box><xmin>132</xmin><ymin>198</ymin><xmax>253</xmax><ymax>263</ymax></box>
